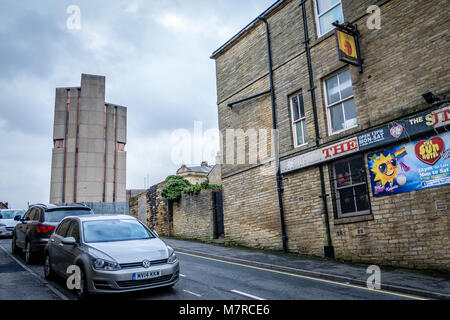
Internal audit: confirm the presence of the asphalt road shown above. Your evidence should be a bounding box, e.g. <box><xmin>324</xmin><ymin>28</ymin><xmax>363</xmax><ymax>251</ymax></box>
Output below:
<box><xmin>0</xmin><ymin>237</ymin><xmax>422</xmax><ymax>300</ymax></box>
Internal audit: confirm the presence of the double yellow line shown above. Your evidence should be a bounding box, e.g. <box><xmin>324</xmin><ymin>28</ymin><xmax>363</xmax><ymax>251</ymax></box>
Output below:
<box><xmin>177</xmin><ymin>251</ymin><xmax>427</xmax><ymax>300</ymax></box>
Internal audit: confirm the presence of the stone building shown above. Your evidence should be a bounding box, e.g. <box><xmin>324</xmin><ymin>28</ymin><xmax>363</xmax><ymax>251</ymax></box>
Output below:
<box><xmin>211</xmin><ymin>0</ymin><xmax>449</xmax><ymax>271</ymax></box>
<box><xmin>176</xmin><ymin>161</ymin><xmax>214</xmax><ymax>185</ymax></box>
<box><xmin>50</xmin><ymin>74</ymin><xmax>127</xmax><ymax>204</ymax></box>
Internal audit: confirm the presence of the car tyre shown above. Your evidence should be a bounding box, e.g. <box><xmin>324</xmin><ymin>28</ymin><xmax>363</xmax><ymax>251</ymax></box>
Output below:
<box><xmin>44</xmin><ymin>253</ymin><xmax>55</xmax><ymax>280</ymax></box>
<box><xmin>75</xmin><ymin>265</ymin><xmax>90</xmax><ymax>300</ymax></box>
<box><xmin>11</xmin><ymin>233</ymin><xmax>19</xmax><ymax>254</ymax></box>
<box><xmin>24</xmin><ymin>241</ymin><xmax>35</xmax><ymax>264</ymax></box>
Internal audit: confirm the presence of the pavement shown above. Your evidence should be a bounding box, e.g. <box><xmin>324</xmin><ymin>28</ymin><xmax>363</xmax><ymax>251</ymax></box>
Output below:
<box><xmin>163</xmin><ymin>237</ymin><xmax>450</xmax><ymax>300</ymax></box>
<box><xmin>0</xmin><ymin>240</ymin><xmax>64</xmax><ymax>300</ymax></box>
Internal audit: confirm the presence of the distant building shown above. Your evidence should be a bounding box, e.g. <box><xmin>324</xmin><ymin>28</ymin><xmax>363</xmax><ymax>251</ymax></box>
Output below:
<box><xmin>176</xmin><ymin>161</ymin><xmax>213</xmax><ymax>185</ymax></box>
<box><xmin>50</xmin><ymin>74</ymin><xmax>127</xmax><ymax>204</ymax></box>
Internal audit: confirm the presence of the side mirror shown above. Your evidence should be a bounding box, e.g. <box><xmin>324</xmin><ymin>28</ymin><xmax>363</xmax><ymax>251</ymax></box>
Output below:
<box><xmin>62</xmin><ymin>237</ymin><xmax>77</xmax><ymax>245</ymax></box>
<box><xmin>14</xmin><ymin>215</ymin><xmax>21</xmax><ymax>221</ymax></box>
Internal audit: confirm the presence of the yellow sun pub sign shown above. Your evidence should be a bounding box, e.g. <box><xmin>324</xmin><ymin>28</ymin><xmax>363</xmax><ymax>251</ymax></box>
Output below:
<box><xmin>333</xmin><ymin>22</ymin><xmax>363</xmax><ymax>73</ymax></box>
<box><xmin>336</xmin><ymin>29</ymin><xmax>358</xmax><ymax>65</ymax></box>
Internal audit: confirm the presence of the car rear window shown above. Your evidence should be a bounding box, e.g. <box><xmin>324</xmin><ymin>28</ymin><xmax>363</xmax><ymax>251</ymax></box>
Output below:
<box><xmin>0</xmin><ymin>210</ymin><xmax>25</xmax><ymax>219</ymax></box>
<box><xmin>44</xmin><ymin>209</ymin><xmax>93</xmax><ymax>223</ymax></box>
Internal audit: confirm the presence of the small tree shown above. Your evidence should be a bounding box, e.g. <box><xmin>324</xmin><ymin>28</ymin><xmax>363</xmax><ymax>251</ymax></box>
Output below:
<box><xmin>161</xmin><ymin>175</ymin><xmax>191</xmax><ymax>201</ymax></box>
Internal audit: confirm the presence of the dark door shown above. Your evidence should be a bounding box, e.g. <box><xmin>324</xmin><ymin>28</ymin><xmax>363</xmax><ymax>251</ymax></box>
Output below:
<box><xmin>214</xmin><ymin>191</ymin><xmax>224</xmax><ymax>237</ymax></box>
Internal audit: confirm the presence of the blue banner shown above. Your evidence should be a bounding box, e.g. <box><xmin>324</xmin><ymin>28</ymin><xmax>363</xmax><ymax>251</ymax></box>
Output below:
<box><xmin>368</xmin><ymin>131</ymin><xmax>450</xmax><ymax>197</ymax></box>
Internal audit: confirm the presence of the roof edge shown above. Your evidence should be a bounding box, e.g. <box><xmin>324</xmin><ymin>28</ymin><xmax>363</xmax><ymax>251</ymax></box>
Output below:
<box><xmin>210</xmin><ymin>0</ymin><xmax>286</xmax><ymax>60</ymax></box>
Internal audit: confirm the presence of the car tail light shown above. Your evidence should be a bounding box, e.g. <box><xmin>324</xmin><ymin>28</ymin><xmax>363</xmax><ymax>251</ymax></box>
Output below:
<box><xmin>36</xmin><ymin>225</ymin><xmax>56</xmax><ymax>234</ymax></box>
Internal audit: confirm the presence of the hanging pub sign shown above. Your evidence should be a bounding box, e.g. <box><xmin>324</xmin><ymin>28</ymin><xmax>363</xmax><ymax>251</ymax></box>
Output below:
<box><xmin>333</xmin><ymin>22</ymin><xmax>363</xmax><ymax>73</ymax></box>
<box><xmin>367</xmin><ymin>131</ymin><xmax>450</xmax><ymax>197</ymax></box>
<box><xmin>336</xmin><ymin>29</ymin><xmax>359</xmax><ymax>66</ymax></box>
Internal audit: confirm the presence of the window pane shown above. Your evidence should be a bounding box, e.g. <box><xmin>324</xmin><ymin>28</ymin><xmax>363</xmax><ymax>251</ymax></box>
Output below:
<box><xmin>339</xmin><ymin>70</ymin><xmax>353</xmax><ymax>99</ymax></box>
<box><xmin>326</xmin><ymin>76</ymin><xmax>340</xmax><ymax>105</ymax></box>
<box><xmin>330</xmin><ymin>104</ymin><xmax>344</xmax><ymax>132</ymax></box>
<box><xmin>296</xmin><ymin>121</ymin><xmax>305</xmax><ymax>146</ymax></box>
<box><xmin>335</xmin><ymin>162</ymin><xmax>351</xmax><ymax>187</ymax></box>
<box><xmin>319</xmin><ymin>5</ymin><xmax>343</xmax><ymax>35</ymax></box>
<box><xmin>298</xmin><ymin>94</ymin><xmax>305</xmax><ymax>118</ymax></box>
<box><xmin>339</xmin><ymin>187</ymin><xmax>355</xmax><ymax>214</ymax></box>
<box><xmin>292</xmin><ymin>96</ymin><xmax>300</xmax><ymax>121</ymax></box>
<box><xmin>354</xmin><ymin>185</ymin><xmax>370</xmax><ymax>212</ymax></box>
<box><xmin>349</xmin><ymin>157</ymin><xmax>366</xmax><ymax>184</ymax></box>
<box><xmin>317</xmin><ymin>0</ymin><xmax>340</xmax><ymax>15</ymax></box>
<box><xmin>343</xmin><ymin>99</ymin><xmax>357</xmax><ymax>128</ymax></box>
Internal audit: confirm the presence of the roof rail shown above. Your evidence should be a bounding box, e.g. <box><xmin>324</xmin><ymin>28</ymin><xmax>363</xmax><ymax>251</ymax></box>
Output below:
<box><xmin>29</xmin><ymin>203</ymin><xmax>48</xmax><ymax>208</ymax></box>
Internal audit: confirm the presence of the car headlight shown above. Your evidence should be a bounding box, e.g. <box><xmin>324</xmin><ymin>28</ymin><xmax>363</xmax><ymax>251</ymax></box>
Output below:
<box><xmin>167</xmin><ymin>246</ymin><xmax>178</xmax><ymax>264</ymax></box>
<box><xmin>93</xmin><ymin>258</ymin><xmax>121</xmax><ymax>271</ymax></box>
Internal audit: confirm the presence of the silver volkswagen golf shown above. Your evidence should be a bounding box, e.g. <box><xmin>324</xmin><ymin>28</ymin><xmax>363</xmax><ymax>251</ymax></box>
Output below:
<box><xmin>44</xmin><ymin>215</ymin><xmax>179</xmax><ymax>299</ymax></box>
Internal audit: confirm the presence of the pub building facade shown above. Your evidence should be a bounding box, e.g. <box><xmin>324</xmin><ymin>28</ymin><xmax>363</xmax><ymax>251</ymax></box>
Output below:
<box><xmin>211</xmin><ymin>0</ymin><xmax>449</xmax><ymax>271</ymax></box>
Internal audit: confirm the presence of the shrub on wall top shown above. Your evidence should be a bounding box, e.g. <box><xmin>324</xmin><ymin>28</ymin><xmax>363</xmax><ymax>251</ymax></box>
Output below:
<box><xmin>183</xmin><ymin>180</ymin><xmax>222</xmax><ymax>195</ymax></box>
<box><xmin>161</xmin><ymin>176</ymin><xmax>222</xmax><ymax>200</ymax></box>
<box><xmin>161</xmin><ymin>175</ymin><xmax>191</xmax><ymax>201</ymax></box>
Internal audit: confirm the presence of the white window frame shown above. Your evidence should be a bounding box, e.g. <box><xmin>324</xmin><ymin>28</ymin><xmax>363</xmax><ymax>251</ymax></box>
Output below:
<box><xmin>313</xmin><ymin>0</ymin><xmax>344</xmax><ymax>37</ymax></box>
<box><xmin>290</xmin><ymin>92</ymin><xmax>307</xmax><ymax>148</ymax></box>
<box><xmin>324</xmin><ymin>70</ymin><xmax>358</xmax><ymax>135</ymax></box>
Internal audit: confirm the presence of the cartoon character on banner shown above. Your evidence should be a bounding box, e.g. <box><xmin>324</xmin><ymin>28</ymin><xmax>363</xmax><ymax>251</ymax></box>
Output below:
<box><xmin>370</xmin><ymin>148</ymin><xmax>410</xmax><ymax>193</ymax></box>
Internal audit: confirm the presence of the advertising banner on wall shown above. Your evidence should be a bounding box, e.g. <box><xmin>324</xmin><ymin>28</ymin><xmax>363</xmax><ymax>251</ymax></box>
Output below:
<box><xmin>368</xmin><ymin>131</ymin><xmax>450</xmax><ymax>197</ymax></box>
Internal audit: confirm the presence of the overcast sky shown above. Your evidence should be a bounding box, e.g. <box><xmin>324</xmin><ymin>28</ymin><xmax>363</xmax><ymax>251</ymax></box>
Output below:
<box><xmin>0</xmin><ymin>0</ymin><xmax>275</xmax><ymax>208</ymax></box>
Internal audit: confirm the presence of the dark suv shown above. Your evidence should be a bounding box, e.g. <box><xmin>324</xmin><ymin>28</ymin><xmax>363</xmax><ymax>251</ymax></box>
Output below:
<box><xmin>12</xmin><ymin>203</ymin><xmax>94</xmax><ymax>264</ymax></box>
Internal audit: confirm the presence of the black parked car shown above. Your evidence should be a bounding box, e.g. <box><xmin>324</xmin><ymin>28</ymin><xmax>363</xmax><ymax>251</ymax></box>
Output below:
<box><xmin>12</xmin><ymin>203</ymin><xmax>94</xmax><ymax>264</ymax></box>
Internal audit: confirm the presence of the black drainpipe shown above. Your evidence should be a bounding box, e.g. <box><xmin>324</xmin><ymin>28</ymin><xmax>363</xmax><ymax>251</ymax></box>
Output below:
<box><xmin>258</xmin><ymin>16</ymin><xmax>288</xmax><ymax>253</ymax></box>
<box><xmin>300</xmin><ymin>0</ymin><xmax>334</xmax><ymax>258</ymax></box>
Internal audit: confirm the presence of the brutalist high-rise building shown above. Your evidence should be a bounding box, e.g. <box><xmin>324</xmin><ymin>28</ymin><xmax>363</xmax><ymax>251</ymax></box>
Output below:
<box><xmin>50</xmin><ymin>74</ymin><xmax>127</xmax><ymax>204</ymax></box>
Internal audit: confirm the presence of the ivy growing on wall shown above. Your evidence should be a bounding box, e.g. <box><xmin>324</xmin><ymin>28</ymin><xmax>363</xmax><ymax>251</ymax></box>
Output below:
<box><xmin>161</xmin><ymin>175</ymin><xmax>222</xmax><ymax>201</ymax></box>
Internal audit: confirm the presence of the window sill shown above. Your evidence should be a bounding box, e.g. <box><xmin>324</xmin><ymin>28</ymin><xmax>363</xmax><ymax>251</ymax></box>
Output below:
<box><xmin>293</xmin><ymin>142</ymin><xmax>308</xmax><ymax>149</ymax></box>
<box><xmin>329</xmin><ymin>124</ymin><xmax>359</xmax><ymax>136</ymax></box>
<box><xmin>334</xmin><ymin>214</ymin><xmax>374</xmax><ymax>225</ymax></box>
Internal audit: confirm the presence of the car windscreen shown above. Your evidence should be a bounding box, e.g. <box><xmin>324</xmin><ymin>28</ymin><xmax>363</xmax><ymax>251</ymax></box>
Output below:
<box><xmin>83</xmin><ymin>219</ymin><xmax>154</xmax><ymax>243</ymax></box>
<box><xmin>44</xmin><ymin>209</ymin><xmax>92</xmax><ymax>223</ymax></box>
<box><xmin>0</xmin><ymin>210</ymin><xmax>25</xmax><ymax>219</ymax></box>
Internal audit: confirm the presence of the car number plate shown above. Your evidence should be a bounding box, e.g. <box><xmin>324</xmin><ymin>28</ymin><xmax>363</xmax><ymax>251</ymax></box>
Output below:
<box><xmin>132</xmin><ymin>270</ymin><xmax>161</xmax><ymax>280</ymax></box>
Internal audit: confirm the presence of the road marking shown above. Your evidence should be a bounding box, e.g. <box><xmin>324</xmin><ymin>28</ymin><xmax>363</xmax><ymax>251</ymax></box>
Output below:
<box><xmin>0</xmin><ymin>244</ymin><xmax>70</xmax><ymax>300</ymax></box>
<box><xmin>231</xmin><ymin>290</ymin><xmax>266</xmax><ymax>300</ymax></box>
<box><xmin>183</xmin><ymin>289</ymin><xmax>202</xmax><ymax>297</ymax></box>
<box><xmin>176</xmin><ymin>251</ymin><xmax>426</xmax><ymax>300</ymax></box>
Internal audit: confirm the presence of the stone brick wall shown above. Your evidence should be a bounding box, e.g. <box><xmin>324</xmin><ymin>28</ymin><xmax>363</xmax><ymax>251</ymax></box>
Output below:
<box><xmin>213</xmin><ymin>0</ymin><xmax>450</xmax><ymax>272</ymax></box>
<box><xmin>172</xmin><ymin>190</ymin><xmax>216</xmax><ymax>240</ymax></box>
<box><xmin>129</xmin><ymin>182</ymin><xmax>172</xmax><ymax>236</ymax></box>
<box><xmin>222</xmin><ymin>162</ymin><xmax>283</xmax><ymax>250</ymax></box>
